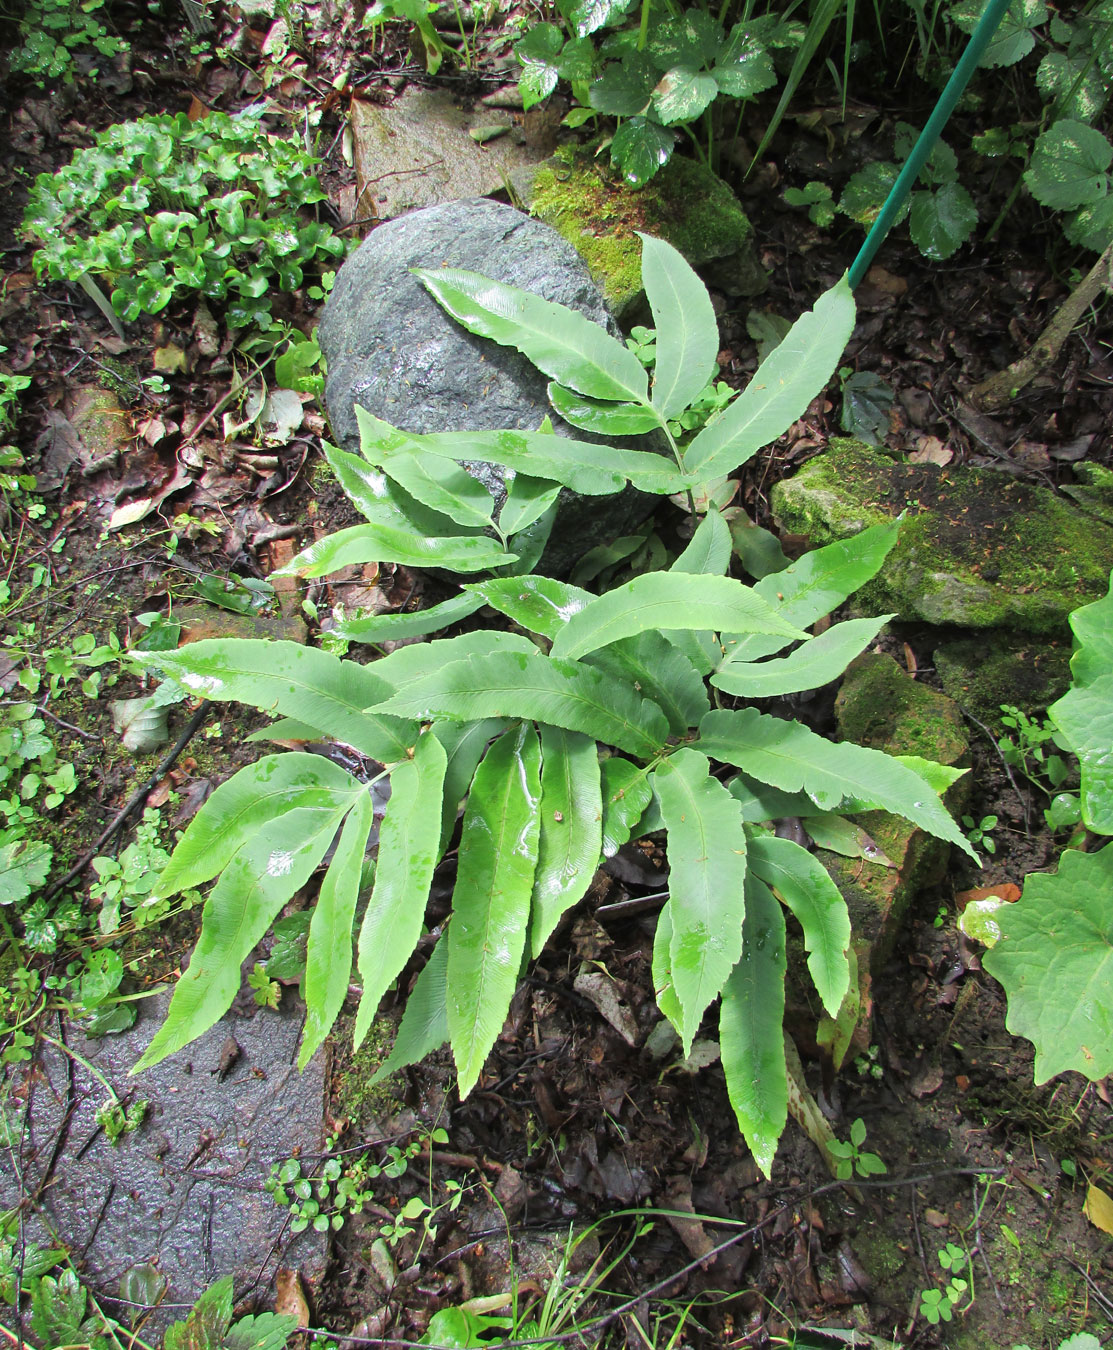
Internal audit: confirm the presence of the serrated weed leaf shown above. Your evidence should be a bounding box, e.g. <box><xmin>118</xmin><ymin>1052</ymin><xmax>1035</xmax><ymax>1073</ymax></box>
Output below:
<box><xmin>134</xmin><ymin>807</ymin><xmax>345</xmax><ymax>1073</ymax></box>
<box><xmin>415</xmin><ymin>267</ymin><xmax>649</xmax><ymax>403</ymax></box>
<box><xmin>585</xmin><ymin>631</ymin><xmax>709</xmax><ymax>735</ymax></box>
<box><xmin>638</xmin><ymin>233</ymin><xmax>720</xmax><ymax>420</ymax></box>
<box><xmin>712</xmin><ymin>614</ymin><xmax>893</xmax><ymax>698</ymax></box>
<box><xmin>140</xmin><ymin>639</ymin><xmax>418</xmax><ymax>765</ymax></box>
<box><xmin>651</xmin><ymin>901</ymin><xmax>684</xmax><ymax>1033</ymax></box>
<box><xmin>373</xmin><ymin>650</ymin><xmax>670</xmax><ymax>759</ymax></box>
<box><xmin>698</xmin><ymin>707</ymin><xmax>977</xmax><ymax>858</ymax></box>
<box><xmin>274</xmin><ymin>521</ymin><xmax>517</xmax><ymax>577</ymax></box>
<box><xmin>155</xmin><ymin>752</ymin><xmax>360</xmax><ymax>898</ymax></box>
<box><xmin>653</xmin><ymin>749</ymin><xmax>748</xmax><ymax>1053</ymax></box>
<box><xmin>369</xmin><ymin>631</ymin><xmax>539</xmax><ymax>693</ymax></box>
<box><xmin>370</xmin><ymin>938</ymin><xmax>450</xmax><ymax>1084</ymax></box>
<box><xmin>448</xmin><ymin>723</ymin><xmax>542</xmax><ymax>1097</ymax></box>
<box><xmin>354</xmin><ymin>731</ymin><xmax>448</xmax><ymax>1049</ymax></box>
<box><xmin>373</xmin><ymin>450</ymin><xmax>496</xmax><ymax>531</ymax></box>
<box><xmin>550</xmin><ymin>572</ymin><xmax>806</xmax><ymax>662</ymax></box>
<box><xmin>301</xmin><ymin>790</ymin><xmax>373</xmax><ymax>1067</ymax></box>
<box><xmin>530</xmin><ymin>726</ymin><xmax>603</xmax><ymax>955</ymax></box>
<box><xmin>467</xmin><ymin>575</ymin><xmax>593</xmax><ymax>642</ymax></box>
<box><xmin>419</xmin><ymin>427</ymin><xmax>682</xmax><ymax>496</ymax></box>
<box><xmin>333</xmin><ymin>591</ymin><xmax>486</xmax><ymax>645</ymax></box>
<box><xmin>671</xmin><ymin>506</ymin><xmax>732</xmax><ymax>576</ymax></box>
<box><xmin>747</xmin><ymin>832</ymin><xmax>850</xmax><ymax>1014</ymax></box>
<box><xmin>433</xmin><ymin>717</ymin><xmax>509</xmax><ymax>857</ymax></box>
<box><xmin>681</xmin><ymin>277</ymin><xmax>855</xmax><ymax>484</ymax></box>
<box><xmin>720</xmin><ymin>874</ymin><xmax>787</xmax><ymax>1177</ymax></box>
<box><xmin>547</xmin><ymin>383</ymin><xmax>663</xmax><ymax>436</ymax></box>
<box><xmin>721</xmin><ymin>520</ymin><xmax>901</xmax><ymax>665</ymax></box>
<box><xmin>601</xmin><ymin>757</ymin><xmax>654</xmax><ymax>857</ymax></box>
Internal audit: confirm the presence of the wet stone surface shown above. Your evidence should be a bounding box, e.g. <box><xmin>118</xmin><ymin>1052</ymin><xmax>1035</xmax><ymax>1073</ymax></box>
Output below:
<box><xmin>1</xmin><ymin>991</ymin><xmax>326</xmax><ymax>1334</ymax></box>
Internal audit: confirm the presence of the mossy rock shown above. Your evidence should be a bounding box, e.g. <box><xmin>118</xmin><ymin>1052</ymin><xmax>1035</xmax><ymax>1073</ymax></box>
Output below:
<box><xmin>522</xmin><ymin>149</ymin><xmax>766</xmax><ymax>317</ymax></box>
<box><xmin>772</xmin><ymin>441</ymin><xmax>1113</xmax><ymax>635</ymax></box>
<box><xmin>934</xmin><ymin>635</ymin><xmax>1071</xmax><ymax>723</ymax></box>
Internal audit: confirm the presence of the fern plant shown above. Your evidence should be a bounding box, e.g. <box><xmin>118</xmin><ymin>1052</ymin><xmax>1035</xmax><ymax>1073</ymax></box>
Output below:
<box><xmin>128</xmin><ymin>234</ymin><xmax>976</xmax><ymax>1174</ymax></box>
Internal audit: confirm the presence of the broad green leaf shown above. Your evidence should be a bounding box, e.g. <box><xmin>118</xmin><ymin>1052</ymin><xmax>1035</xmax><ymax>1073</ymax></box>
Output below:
<box><xmin>369</xmin><ymin>937</ymin><xmax>449</xmax><ymax>1083</ymax></box>
<box><xmin>652</xmin><ymin>748</ymin><xmax>749</xmax><ymax>1053</ymax></box>
<box><xmin>272</xmin><ymin>522</ymin><xmax>516</xmax><ymax>577</ymax></box>
<box><xmin>909</xmin><ymin>182</ymin><xmax>978</xmax><ymax>261</ymax></box>
<box><xmin>301</xmin><ymin>790</ymin><xmax>373</xmax><ymax>1067</ymax></box>
<box><xmin>711</xmin><ymin>614</ymin><xmax>893</xmax><ymax>698</ymax></box>
<box><xmin>588</xmin><ymin>50</ymin><xmax>657</xmax><ymax>113</ymax></box>
<box><xmin>601</xmin><ymin>756</ymin><xmax>654</xmax><ymax>856</ymax></box>
<box><xmin>515</xmin><ymin>22</ymin><xmax>562</xmax><ymax>108</ymax></box>
<box><xmin>370</xmin><ymin>631</ymin><xmax>539</xmax><ymax>692</ymax></box>
<box><xmin>747</xmin><ymin>833</ymin><xmax>850</xmax><ymax>1014</ymax></box>
<box><xmin>984</xmin><ymin>844</ymin><xmax>1113</xmax><ymax>1083</ymax></box>
<box><xmin>550</xmin><ymin>572</ymin><xmax>805</xmax><ymax>662</ymax></box>
<box><xmin>468</xmin><ymin>574</ymin><xmax>592</xmax><ymax>641</ymax></box>
<box><xmin>681</xmin><ymin>278</ymin><xmax>855</xmax><ymax>484</ymax></box>
<box><xmin>134</xmin><ymin>808</ymin><xmax>344</xmax><ymax>1071</ymax></box>
<box><xmin>373</xmin><ymin>651</ymin><xmax>670</xmax><ymax>759</ymax></box>
<box><xmin>721</xmin><ymin>520</ymin><xmax>901</xmax><ymax>665</ymax></box>
<box><xmin>1025</xmin><ymin>119</ymin><xmax>1113</xmax><ymax>210</ymax></box>
<box><xmin>420</xmin><ymin>426</ymin><xmax>683</xmax><ymax>496</ymax></box>
<box><xmin>651</xmin><ymin>901</ymin><xmax>684</xmax><ymax>1031</ymax></box>
<box><xmin>697</xmin><ymin>708</ymin><xmax>977</xmax><ymax>859</ymax></box>
<box><xmin>670</xmin><ymin>506</ymin><xmax>732</xmax><ymax>576</ymax></box>
<box><xmin>610</xmin><ymin>116</ymin><xmax>675</xmax><ymax>187</ymax></box>
<box><xmin>154</xmin><ymin>753</ymin><xmax>357</xmax><ymax>898</ymax></box>
<box><xmin>530</xmin><ymin>726</ymin><xmax>603</xmax><ymax>954</ymax></box>
<box><xmin>720</xmin><ymin>874</ymin><xmax>787</xmax><ymax>1177</ymax></box>
<box><xmin>652</xmin><ymin>66</ymin><xmax>719</xmax><ymax>125</ymax></box>
<box><xmin>585</xmin><ymin>631</ymin><xmax>709</xmax><ymax>735</ymax></box>
<box><xmin>246</xmin><ymin>719</ymin><xmax>328</xmax><ymax>743</ymax></box>
<box><xmin>639</xmin><ymin>233</ymin><xmax>719</xmax><ymax>421</ymax></box>
<box><xmin>498</xmin><ymin>472</ymin><xmax>563</xmax><ymax>537</ymax></box>
<box><xmin>140</xmin><ymin>639</ymin><xmax>418</xmax><ymax>764</ymax></box>
<box><xmin>332</xmin><ymin>591</ymin><xmax>486</xmax><ymax>644</ymax></box>
<box><xmin>354</xmin><ymin>732</ymin><xmax>449</xmax><ymax>1048</ymax></box>
<box><xmin>432</xmin><ymin>717</ymin><xmax>508</xmax><ymax>855</ymax></box>
<box><xmin>225</xmin><ymin>1310</ymin><xmax>298</xmax><ymax>1350</ymax></box>
<box><xmin>448</xmin><ymin>723</ymin><xmax>542</xmax><ymax>1097</ymax></box>
<box><xmin>1050</xmin><ymin>574</ymin><xmax>1113</xmax><ymax>832</ymax></box>
<box><xmin>375</xmin><ymin>451</ymin><xmax>495</xmax><ymax>531</ymax></box>
<box><xmin>547</xmin><ymin>382</ymin><xmax>663</xmax><ymax>435</ymax></box>
<box><xmin>415</xmin><ymin>267</ymin><xmax>649</xmax><ymax>403</ymax></box>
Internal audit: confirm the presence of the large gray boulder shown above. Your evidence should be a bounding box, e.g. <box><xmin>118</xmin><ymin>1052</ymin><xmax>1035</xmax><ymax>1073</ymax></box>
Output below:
<box><xmin>318</xmin><ymin>198</ymin><xmax>661</xmax><ymax>575</ymax></box>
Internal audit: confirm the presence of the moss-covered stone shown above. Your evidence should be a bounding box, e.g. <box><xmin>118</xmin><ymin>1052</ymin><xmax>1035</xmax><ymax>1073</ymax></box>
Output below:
<box><xmin>524</xmin><ymin>149</ymin><xmax>766</xmax><ymax>317</ymax></box>
<box><xmin>772</xmin><ymin>441</ymin><xmax>1113</xmax><ymax>635</ymax></box>
<box><xmin>811</xmin><ymin>655</ymin><xmax>970</xmax><ymax>1062</ymax></box>
<box><xmin>934</xmin><ymin>635</ymin><xmax>1071</xmax><ymax>723</ymax></box>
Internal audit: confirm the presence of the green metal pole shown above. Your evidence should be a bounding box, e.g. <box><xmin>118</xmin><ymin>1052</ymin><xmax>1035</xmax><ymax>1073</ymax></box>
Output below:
<box><xmin>847</xmin><ymin>0</ymin><xmax>1013</xmax><ymax>289</ymax></box>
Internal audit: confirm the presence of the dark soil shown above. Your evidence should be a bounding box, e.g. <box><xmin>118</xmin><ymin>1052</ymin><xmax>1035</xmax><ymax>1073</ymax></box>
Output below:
<box><xmin>2</xmin><ymin>3</ymin><xmax>1112</xmax><ymax>1347</ymax></box>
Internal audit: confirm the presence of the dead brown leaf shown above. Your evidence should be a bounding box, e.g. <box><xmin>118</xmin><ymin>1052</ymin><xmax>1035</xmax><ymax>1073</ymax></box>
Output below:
<box><xmin>909</xmin><ymin>435</ymin><xmax>953</xmax><ymax>466</ymax></box>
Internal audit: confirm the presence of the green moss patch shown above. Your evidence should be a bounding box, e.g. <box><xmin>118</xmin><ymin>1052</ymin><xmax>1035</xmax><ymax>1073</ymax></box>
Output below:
<box><xmin>772</xmin><ymin>442</ymin><xmax>1113</xmax><ymax>634</ymax></box>
<box><xmin>527</xmin><ymin>150</ymin><xmax>764</xmax><ymax>316</ymax></box>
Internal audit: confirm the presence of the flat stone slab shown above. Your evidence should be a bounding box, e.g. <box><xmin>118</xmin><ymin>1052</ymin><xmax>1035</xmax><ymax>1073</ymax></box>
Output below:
<box><xmin>350</xmin><ymin>89</ymin><xmax>544</xmax><ymax>223</ymax></box>
<box><xmin>1</xmin><ymin>991</ymin><xmax>326</xmax><ymax>1335</ymax></box>
<box><xmin>772</xmin><ymin>440</ymin><xmax>1113</xmax><ymax>634</ymax></box>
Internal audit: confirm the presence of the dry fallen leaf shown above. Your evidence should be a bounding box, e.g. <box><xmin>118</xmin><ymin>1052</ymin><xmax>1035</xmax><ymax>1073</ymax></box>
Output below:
<box><xmin>909</xmin><ymin>435</ymin><xmax>953</xmax><ymax>466</ymax></box>
<box><xmin>957</xmin><ymin>884</ymin><xmax>1022</xmax><ymax>906</ymax></box>
<box><xmin>1084</xmin><ymin>1182</ymin><xmax>1113</xmax><ymax>1235</ymax></box>
<box><xmin>275</xmin><ymin>1267</ymin><xmax>311</xmax><ymax>1329</ymax></box>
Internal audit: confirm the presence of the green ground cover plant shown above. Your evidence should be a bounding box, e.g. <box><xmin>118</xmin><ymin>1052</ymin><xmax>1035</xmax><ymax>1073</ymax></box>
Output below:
<box><xmin>983</xmin><ymin>570</ymin><xmax>1113</xmax><ymax>1085</ymax></box>
<box><xmin>7</xmin><ymin>0</ymin><xmax>129</xmax><ymax>84</ymax></box>
<box><xmin>23</xmin><ymin>108</ymin><xmax>345</xmax><ymax>331</ymax></box>
<box><xmin>126</xmin><ymin>235</ymin><xmax>975</xmax><ymax>1175</ymax></box>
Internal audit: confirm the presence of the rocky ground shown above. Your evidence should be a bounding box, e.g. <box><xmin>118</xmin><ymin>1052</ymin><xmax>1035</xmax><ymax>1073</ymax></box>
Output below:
<box><xmin>1</xmin><ymin>1</ymin><xmax>1112</xmax><ymax>1346</ymax></box>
